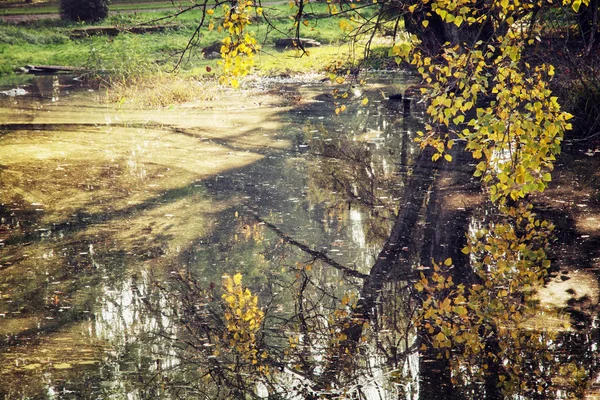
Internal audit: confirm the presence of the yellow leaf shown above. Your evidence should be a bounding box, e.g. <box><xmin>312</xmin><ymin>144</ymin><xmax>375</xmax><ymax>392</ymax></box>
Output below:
<box><xmin>454</xmin><ymin>305</ymin><xmax>467</xmax><ymax>317</ymax></box>
<box><xmin>444</xmin><ymin>154</ymin><xmax>453</xmax><ymax>162</ymax></box>
<box><xmin>225</xmin><ymin>294</ymin><xmax>236</xmax><ymax>304</ymax></box>
<box><xmin>444</xmin><ymin>257</ymin><xmax>452</xmax><ymax>266</ymax></box>
<box><xmin>422</xmin><ymin>19</ymin><xmax>429</xmax><ymax>28</ymax></box>
<box><xmin>361</xmin><ymin>97</ymin><xmax>369</xmax><ymax>106</ymax></box>
<box><xmin>233</xmin><ymin>273</ymin><xmax>242</xmax><ymax>285</ymax></box>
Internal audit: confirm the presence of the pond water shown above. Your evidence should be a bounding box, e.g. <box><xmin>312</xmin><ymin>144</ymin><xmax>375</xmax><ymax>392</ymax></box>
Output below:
<box><xmin>1</xmin><ymin>73</ymin><xmax>600</xmax><ymax>399</ymax></box>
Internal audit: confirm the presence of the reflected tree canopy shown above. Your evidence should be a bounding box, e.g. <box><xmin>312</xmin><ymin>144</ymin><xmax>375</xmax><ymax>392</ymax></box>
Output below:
<box><xmin>1</xmin><ymin>67</ymin><xmax>600</xmax><ymax>398</ymax></box>
<box><xmin>138</xmin><ymin>97</ymin><xmax>596</xmax><ymax>399</ymax></box>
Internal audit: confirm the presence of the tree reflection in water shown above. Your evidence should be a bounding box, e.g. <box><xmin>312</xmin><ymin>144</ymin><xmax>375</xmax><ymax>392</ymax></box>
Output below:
<box><xmin>142</xmin><ymin>108</ymin><xmax>596</xmax><ymax>399</ymax></box>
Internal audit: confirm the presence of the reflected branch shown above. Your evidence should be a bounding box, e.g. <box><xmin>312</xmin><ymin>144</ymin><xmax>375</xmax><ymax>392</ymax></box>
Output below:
<box><xmin>253</xmin><ymin>214</ymin><xmax>368</xmax><ymax>280</ymax></box>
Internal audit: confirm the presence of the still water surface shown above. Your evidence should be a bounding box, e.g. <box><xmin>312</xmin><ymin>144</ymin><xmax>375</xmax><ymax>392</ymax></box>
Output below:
<box><xmin>0</xmin><ymin>73</ymin><xmax>421</xmax><ymax>398</ymax></box>
<box><xmin>1</xmin><ymin>73</ymin><xmax>600</xmax><ymax>399</ymax></box>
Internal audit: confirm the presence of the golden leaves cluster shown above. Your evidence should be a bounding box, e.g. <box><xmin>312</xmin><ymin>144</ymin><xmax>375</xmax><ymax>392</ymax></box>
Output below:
<box><xmin>221</xmin><ymin>273</ymin><xmax>268</xmax><ymax>370</ymax></box>
<box><xmin>391</xmin><ymin>0</ymin><xmax>589</xmax><ymax>204</ymax></box>
<box><xmin>207</xmin><ymin>0</ymin><xmax>261</xmax><ymax>88</ymax></box>
<box><xmin>412</xmin><ymin>0</ymin><xmax>589</xmax><ymax>29</ymax></box>
<box><xmin>414</xmin><ymin>204</ymin><xmax>586</xmax><ymax>396</ymax></box>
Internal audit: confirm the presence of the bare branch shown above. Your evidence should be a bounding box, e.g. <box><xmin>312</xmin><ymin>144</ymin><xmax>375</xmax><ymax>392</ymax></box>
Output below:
<box><xmin>253</xmin><ymin>214</ymin><xmax>369</xmax><ymax>280</ymax></box>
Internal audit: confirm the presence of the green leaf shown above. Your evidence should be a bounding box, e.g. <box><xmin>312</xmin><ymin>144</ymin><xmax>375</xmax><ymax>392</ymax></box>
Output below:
<box><xmin>453</xmin><ymin>115</ymin><xmax>465</xmax><ymax>125</ymax></box>
<box><xmin>542</xmin><ymin>172</ymin><xmax>552</xmax><ymax>182</ymax></box>
<box><xmin>454</xmin><ymin>305</ymin><xmax>467</xmax><ymax>316</ymax></box>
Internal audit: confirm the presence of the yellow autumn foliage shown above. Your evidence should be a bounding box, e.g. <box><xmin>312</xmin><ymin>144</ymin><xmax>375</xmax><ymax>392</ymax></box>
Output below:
<box><xmin>391</xmin><ymin>0</ymin><xmax>587</xmax><ymax>204</ymax></box>
<box><xmin>221</xmin><ymin>273</ymin><xmax>267</xmax><ymax>369</ymax></box>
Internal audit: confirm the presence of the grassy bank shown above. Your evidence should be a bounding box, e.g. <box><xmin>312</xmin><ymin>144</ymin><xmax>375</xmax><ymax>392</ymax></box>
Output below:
<box><xmin>0</xmin><ymin>3</ymin><xmax>380</xmax><ymax>79</ymax></box>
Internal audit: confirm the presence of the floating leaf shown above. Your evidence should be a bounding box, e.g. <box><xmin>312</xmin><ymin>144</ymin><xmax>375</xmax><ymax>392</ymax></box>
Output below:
<box><xmin>22</xmin><ymin>363</ymin><xmax>42</xmax><ymax>370</ymax></box>
<box><xmin>77</xmin><ymin>360</ymin><xmax>98</xmax><ymax>365</ymax></box>
<box><xmin>53</xmin><ymin>363</ymin><xmax>73</xmax><ymax>370</ymax></box>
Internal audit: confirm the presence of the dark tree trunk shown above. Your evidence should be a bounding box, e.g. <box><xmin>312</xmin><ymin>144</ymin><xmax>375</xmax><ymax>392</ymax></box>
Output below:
<box><xmin>578</xmin><ymin>0</ymin><xmax>599</xmax><ymax>55</ymax></box>
<box><xmin>403</xmin><ymin>0</ymin><xmax>496</xmax><ymax>56</ymax></box>
<box><xmin>349</xmin><ymin>145</ymin><xmax>439</xmax><ymax>339</ymax></box>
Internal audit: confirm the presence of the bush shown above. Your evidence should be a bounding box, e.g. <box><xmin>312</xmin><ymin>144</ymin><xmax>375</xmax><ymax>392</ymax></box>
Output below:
<box><xmin>60</xmin><ymin>0</ymin><xmax>109</xmax><ymax>22</ymax></box>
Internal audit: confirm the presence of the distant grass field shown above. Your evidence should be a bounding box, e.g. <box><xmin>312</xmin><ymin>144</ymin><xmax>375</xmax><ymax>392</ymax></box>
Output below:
<box><xmin>1</xmin><ymin>3</ymin><xmax>376</xmax><ymax>72</ymax></box>
<box><xmin>0</xmin><ymin>1</ymin><xmax>396</xmax><ymax>105</ymax></box>
<box><xmin>0</xmin><ymin>0</ymin><xmax>176</xmax><ymax>14</ymax></box>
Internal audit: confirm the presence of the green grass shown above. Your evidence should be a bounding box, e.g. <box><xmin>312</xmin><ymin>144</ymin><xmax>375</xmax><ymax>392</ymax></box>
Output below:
<box><xmin>0</xmin><ymin>5</ymin><xmax>56</xmax><ymax>15</ymax></box>
<box><xmin>0</xmin><ymin>0</ymin><xmax>179</xmax><ymax>15</ymax></box>
<box><xmin>0</xmin><ymin>3</ymin><xmax>374</xmax><ymax>68</ymax></box>
<box><xmin>0</xmin><ymin>0</ymin><xmax>324</xmax><ymax>15</ymax></box>
<box><xmin>0</xmin><ymin>2</ymin><xmax>388</xmax><ymax>104</ymax></box>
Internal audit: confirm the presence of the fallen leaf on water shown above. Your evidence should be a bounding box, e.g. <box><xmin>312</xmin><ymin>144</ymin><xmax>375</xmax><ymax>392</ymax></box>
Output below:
<box><xmin>77</xmin><ymin>360</ymin><xmax>97</xmax><ymax>365</ymax></box>
<box><xmin>53</xmin><ymin>363</ymin><xmax>72</xmax><ymax>369</ymax></box>
<box><xmin>22</xmin><ymin>363</ymin><xmax>42</xmax><ymax>370</ymax></box>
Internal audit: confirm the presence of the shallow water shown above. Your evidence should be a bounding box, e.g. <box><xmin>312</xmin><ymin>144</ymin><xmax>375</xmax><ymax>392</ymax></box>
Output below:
<box><xmin>2</xmin><ymin>73</ymin><xmax>600</xmax><ymax>399</ymax></box>
<box><xmin>0</xmin><ymin>73</ymin><xmax>423</xmax><ymax>398</ymax></box>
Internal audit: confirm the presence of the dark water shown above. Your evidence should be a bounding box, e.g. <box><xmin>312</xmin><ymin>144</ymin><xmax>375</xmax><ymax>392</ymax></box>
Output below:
<box><xmin>1</xmin><ymin>73</ymin><xmax>600</xmax><ymax>399</ymax></box>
